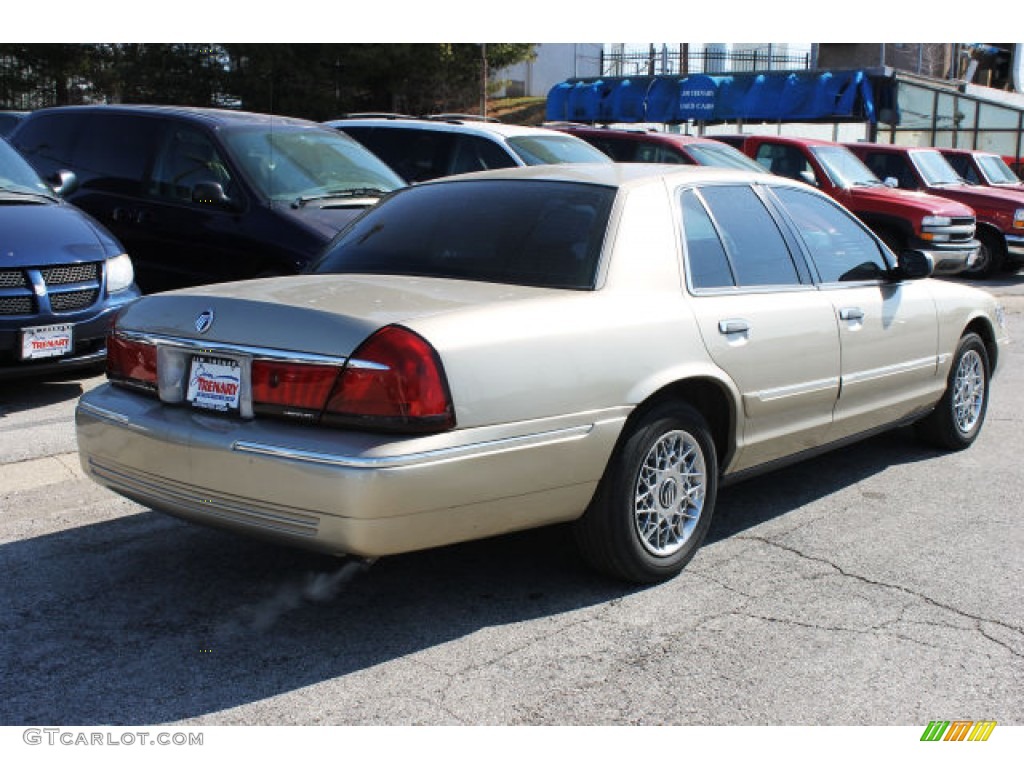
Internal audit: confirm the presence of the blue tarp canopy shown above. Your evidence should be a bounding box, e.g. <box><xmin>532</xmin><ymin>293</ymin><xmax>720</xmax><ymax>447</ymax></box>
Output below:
<box><xmin>546</xmin><ymin>70</ymin><xmax>885</xmax><ymax>124</ymax></box>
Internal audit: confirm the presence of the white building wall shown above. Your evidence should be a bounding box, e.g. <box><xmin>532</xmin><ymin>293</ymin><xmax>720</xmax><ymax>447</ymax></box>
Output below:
<box><xmin>493</xmin><ymin>44</ymin><xmax>604</xmax><ymax>98</ymax></box>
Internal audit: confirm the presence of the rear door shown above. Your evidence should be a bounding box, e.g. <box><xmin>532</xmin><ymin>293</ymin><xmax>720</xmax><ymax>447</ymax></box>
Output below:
<box><xmin>681</xmin><ymin>184</ymin><xmax>841</xmax><ymax>472</ymax></box>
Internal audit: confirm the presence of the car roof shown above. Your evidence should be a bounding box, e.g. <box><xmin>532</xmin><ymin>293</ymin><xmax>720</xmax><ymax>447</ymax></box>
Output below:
<box><xmin>326</xmin><ymin>115</ymin><xmax>577</xmax><ymax>140</ymax></box>
<box><xmin>20</xmin><ymin>104</ymin><xmax>324</xmax><ymax>130</ymax></box>
<box><xmin>545</xmin><ymin>124</ymin><xmax>736</xmax><ymax>147</ymax></box>
<box><xmin>413</xmin><ymin>161</ymin><xmax>784</xmax><ymax>191</ymax></box>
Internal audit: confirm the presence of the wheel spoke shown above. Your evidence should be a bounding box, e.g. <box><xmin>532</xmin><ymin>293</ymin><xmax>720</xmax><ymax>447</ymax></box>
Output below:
<box><xmin>632</xmin><ymin>429</ymin><xmax>706</xmax><ymax>557</ymax></box>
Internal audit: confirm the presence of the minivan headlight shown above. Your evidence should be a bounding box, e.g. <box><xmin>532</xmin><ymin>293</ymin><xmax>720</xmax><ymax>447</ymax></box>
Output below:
<box><xmin>106</xmin><ymin>254</ymin><xmax>135</xmax><ymax>293</ymax></box>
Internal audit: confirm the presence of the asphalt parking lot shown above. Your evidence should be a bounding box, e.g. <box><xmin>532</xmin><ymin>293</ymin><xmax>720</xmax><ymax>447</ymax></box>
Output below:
<box><xmin>1</xmin><ymin>277</ymin><xmax>1022</xmax><ymax>727</ymax></box>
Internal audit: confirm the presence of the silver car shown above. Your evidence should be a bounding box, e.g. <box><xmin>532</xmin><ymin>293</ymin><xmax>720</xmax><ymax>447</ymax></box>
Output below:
<box><xmin>75</xmin><ymin>164</ymin><xmax>1009</xmax><ymax>583</ymax></box>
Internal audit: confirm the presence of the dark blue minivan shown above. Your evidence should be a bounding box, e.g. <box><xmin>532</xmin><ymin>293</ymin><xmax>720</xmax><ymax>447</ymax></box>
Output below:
<box><xmin>0</xmin><ymin>136</ymin><xmax>140</xmax><ymax>379</ymax></box>
<box><xmin>10</xmin><ymin>105</ymin><xmax>405</xmax><ymax>294</ymax></box>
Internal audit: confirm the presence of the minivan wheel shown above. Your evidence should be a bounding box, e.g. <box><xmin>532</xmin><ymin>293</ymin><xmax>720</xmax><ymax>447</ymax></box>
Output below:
<box><xmin>916</xmin><ymin>332</ymin><xmax>989</xmax><ymax>450</ymax></box>
<box><xmin>574</xmin><ymin>402</ymin><xmax>718</xmax><ymax>583</ymax></box>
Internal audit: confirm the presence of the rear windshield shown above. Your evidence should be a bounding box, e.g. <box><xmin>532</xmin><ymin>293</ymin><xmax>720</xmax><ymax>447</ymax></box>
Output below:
<box><xmin>313</xmin><ymin>179</ymin><xmax>615</xmax><ymax>289</ymax></box>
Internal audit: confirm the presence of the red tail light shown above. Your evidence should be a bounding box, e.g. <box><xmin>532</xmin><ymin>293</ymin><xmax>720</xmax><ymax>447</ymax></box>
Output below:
<box><xmin>251</xmin><ymin>360</ymin><xmax>340</xmax><ymax>418</ymax></box>
<box><xmin>107</xmin><ymin>333</ymin><xmax>158</xmax><ymax>391</ymax></box>
<box><xmin>324</xmin><ymin>325</ymin><xmax>455</xmax><ymax>433</ymax></box>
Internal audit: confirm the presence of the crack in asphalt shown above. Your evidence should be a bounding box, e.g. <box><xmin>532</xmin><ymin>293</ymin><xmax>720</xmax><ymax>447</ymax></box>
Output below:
<box><xmin>734</xmin><ymin>534</ymin><xmax>1024</xmax><ymax>659</ymax></box>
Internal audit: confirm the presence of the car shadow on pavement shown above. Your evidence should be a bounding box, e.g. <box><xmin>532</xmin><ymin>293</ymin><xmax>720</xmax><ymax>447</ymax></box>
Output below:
<box><xmin>0</xmin><ymin>425</ymin><xmax>942</xmax><ymax>725</ymax></box>
<box><xmin>0</xmin><ymin>371</ymin><xmax>100</xmax><ymax>417</ymax></box>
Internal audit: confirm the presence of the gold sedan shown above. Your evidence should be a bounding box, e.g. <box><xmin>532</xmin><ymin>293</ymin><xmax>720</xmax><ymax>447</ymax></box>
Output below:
<box><xmin>75</xmin><ymin>165</ymin><xmax>1009</xmax><ymax>583</ymax></box>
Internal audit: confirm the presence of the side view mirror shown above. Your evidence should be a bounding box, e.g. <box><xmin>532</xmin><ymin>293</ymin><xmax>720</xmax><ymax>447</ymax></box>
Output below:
<box><xmin>891</xmin><ymin>249</ymin><xmax>934</xmax><ymax>280</ymax></box>
<box><xmin>883</xmin><ymin>176</ymin><xmax>899</xmax><ymax>188</ymax></box>
<box><xmin>192</xmin><ymin>181</ymin><xmax>234</xmax><ymax>208</ymax></box>
<box><xmin>49</xmin><ymin>169</ymin><xmax>78</xmax><ymax>196</ymax></box>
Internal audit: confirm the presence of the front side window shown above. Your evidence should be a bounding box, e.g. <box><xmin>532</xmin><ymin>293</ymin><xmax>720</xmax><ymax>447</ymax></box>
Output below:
<box><xmin>862</xmin><ymin>152</ymin><xmax>919</xmax><ymax>190</ymax></box>
<box><xmin>944</xmin><ymin>154</ymin><xmax>979</xmax><ymax>184</ymax></box>
<box><xmin>754</xmin><ymin>143</ymin><xmax>816</xmax><ymax>184</ymax></box>
<box><xmin>773</xmin><ymin>186</ymin><xmax>888</xmax><ymax>283</ymax></box>
<box><xmin>698</xmin><ymin>185</ymin><xmax>802</xmax><ymax>287</ymax></box>
<box><xmin>150</xmin><ymin>126</ymin><xmax>236</xmax><ymax>203</ymax></box>
<box><xmin>448</xmin><ymin>135</ymin><xmax>518</xmax><ymax>175</ymax></box>
<box><xmin>314</xmin><ymin>180</ymin><xmax>614</xmax><ymax>290</ymax></box>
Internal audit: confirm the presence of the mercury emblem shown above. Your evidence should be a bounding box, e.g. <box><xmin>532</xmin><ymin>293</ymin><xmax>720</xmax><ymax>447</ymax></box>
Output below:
<box><xmin>195</xmin><ymin>309</ymin><xmax>215</xmax><ymax>334</ymax></box>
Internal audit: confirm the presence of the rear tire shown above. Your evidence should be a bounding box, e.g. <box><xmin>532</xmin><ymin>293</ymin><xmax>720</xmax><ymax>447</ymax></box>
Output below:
<box><xmin>916</xmin><ymin>332</ymin><xmax>990</xmax><ymax>450</ymax></box>
<box><xmin>574</xmin><ymin>402</ymin><xmax>718</xmax><ymax>583</ymax></box>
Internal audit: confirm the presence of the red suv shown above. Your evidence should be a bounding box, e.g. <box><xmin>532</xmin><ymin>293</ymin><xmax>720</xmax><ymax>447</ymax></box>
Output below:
<box><xmin>738</xmin><ymin>136</ymin><xmax>979</xmax><ymax>276</ymax></box>
<box><xmin>547</xmin><ymin>125</ymin><xmax>768</xmax><ymax>172</ymax></box>
<box><xmin>845</xmin><ymin>142</ymin><xmax>1024</xmax><ymax>278</ymax></box>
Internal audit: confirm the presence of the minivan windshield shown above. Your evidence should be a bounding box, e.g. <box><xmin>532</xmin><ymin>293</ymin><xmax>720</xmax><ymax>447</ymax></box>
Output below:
<box><xmin>222</xmin><ymin>126</ymin><xmax>405</xmax><ymax>203</ymax></box>
<box><xmin>810</xmin><ymin>145</ymin><xmax>883</xmax><ymax>188</ymax></box>
<box><xmin>506</xmin><ymin>135</ymin><xmax>613</xmax><ymax>166</ymax></box>
<box><xmin>314</xmin><ymin>179</ymin><xmax>615</xmax><ymax>289</ymax></box>
<box><xmin>0</xmin><ymin>137</ymin><xmax>55</xmax><ymax>198</ymax></box>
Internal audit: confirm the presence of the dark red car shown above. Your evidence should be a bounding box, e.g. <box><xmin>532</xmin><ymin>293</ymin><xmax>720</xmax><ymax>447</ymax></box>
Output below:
<box><xmin>846</xmin><ymin>142</ymin><xmax>1024</xmax><ymax>278</ymax></box>
<box><xmin>738</xmin><ymin>135</ymin><xmax>980</xmax><ymax>276</ymax></box>
<box><xmin>939</xmin><ymin>147</ymin><xmax>1023</xmax><ymax>190</ymax></box>
<box><xmin>547</xmin><ymin>125</ymin><xmax>768</xmax><ymax>172</ymax></box>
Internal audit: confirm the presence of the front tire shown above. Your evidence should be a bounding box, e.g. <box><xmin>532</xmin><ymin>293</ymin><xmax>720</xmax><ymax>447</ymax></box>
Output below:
<box><xmin>965</xmin><ymin>230</ymin><xmax>1005</xmax><ymax>280</ymax></box>
<box><xmin>916</xmin><ymin>332</ymin><xmax>990</xmax><ymax>450</ymax></box>
<box><xmin>574</xmin><ymin>402</ymin><xmax>718</xmax><ymax>583</ymax></box>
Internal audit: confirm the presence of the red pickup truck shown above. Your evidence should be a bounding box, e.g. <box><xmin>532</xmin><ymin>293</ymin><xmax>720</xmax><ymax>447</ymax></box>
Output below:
<box><xmin>845</xmin><ymin>142</ymin><xmax>1024</xmax><ymax>278</ymax></box>
<box><xmin>738</xmin><ymin>136</ymin><xmax>979</xmax><ymax>276</ymax></box>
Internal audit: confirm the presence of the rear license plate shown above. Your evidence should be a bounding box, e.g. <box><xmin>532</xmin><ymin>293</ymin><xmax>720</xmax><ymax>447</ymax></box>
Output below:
<box><xmin>186</xmin><ymin>355</ymin><xmax>242</xmax><ymax>412</ymax></box>
<box><xmin>21</xmin><ymin>324</ymin><xmax>73</xmax><ymax>360</ymax></box>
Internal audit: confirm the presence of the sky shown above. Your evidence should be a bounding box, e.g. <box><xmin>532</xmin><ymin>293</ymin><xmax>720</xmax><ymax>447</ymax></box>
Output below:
<box><xmin>5</xmin><ymin>3</ymin><xmax>1001</xmax><ymax>45</ymax></box>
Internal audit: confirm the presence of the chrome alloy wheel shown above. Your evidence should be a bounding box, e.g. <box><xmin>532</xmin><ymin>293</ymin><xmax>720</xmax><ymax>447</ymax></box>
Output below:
<box><xmin>633</xmin><ymin>429</ymin><xmax>706</xmax><ymax>557</ymax></box>
<box><xmin>952</xmin><ymin>348</ymin><xmax>985</xmax><ymax>435</ymax></box>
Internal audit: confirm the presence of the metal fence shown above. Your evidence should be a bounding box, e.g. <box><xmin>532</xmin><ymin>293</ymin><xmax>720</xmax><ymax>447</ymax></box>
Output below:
<box><xmin>602</xmin><ymin>45</ymin><xmax>813</xmax><ymax>79</ymax></box>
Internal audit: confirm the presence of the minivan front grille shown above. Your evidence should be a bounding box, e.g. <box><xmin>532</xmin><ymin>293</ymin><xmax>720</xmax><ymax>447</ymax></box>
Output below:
<box><xmin>0</xmin><ymin>269</ymin><xmax>27</xmax><ymax>288</ymax></box>
<box><xmin>50</xmin><ymin>289</ymin><xmax>100</xmax><ymax>312</ymax></box>
<box><xmin>0</xmin><ymin>295</ymin><xmax>34</xmax><ymax>315</ymax></box>
<box><xmin>41</xmin><ymin>263</ymin><xmax>100</xmax><ymax>285</ymax></box>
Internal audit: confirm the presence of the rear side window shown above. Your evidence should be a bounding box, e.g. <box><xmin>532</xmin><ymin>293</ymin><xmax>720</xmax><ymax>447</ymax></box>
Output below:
<box><xmin>697</xmin><ymin>185</ymin><xmax>803</xmax><ymax>286</ymax></box>
<box><xmin>72</xmin><ymin>114</ymin><xmax>162</xmax><ymax>194</ymax></box>
<box><xmin>681</xmin><ymin>189</ymin><xmax>733</xmax><ymax>289</ymax></box>
<box><xmin>314</xmin><ymin>180</ymin><xmax>614</xmax><ymax>289</ymax></box>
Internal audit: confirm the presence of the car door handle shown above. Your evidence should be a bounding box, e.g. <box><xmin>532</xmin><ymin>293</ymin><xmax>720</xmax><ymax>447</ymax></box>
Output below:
<box><xmin>718</xmin><ymin>319</ymin><xmax>750</xmax><ymax>334</ymax></box>
<box><xmin>839</xmin><ymin>307</ymin><xmax>865</xmax><ymax>321</ymax></box>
